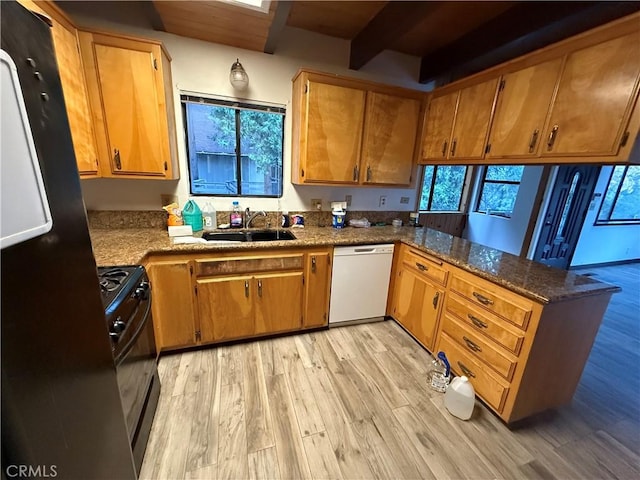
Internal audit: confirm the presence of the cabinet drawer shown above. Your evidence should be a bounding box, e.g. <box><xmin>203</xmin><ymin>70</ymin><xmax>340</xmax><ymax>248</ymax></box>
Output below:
<box><xmin>439</xmin><ymin>333</ymin><xmax>509</xmax><ymax>413</ymax></box>
<box><xmin>196</xmin><ymin>254</ymin><xmax>304</xmax><ymax>276</ymax></box>
<box><xmin>441</xmin><ymin>313</ymin><xmax>517</xmax><ymax>381</ymax></box>
<box><xmin>402</xmin><ymin>248</ymin><xmax>448</xmax><ymax>286</ymax></box>
<box><xmin>449</xmin><ymin>274</ymin><xmax>532</xmax><ymax>329</ymax></box>
<box><xmin>446</xmin><ymin>292</ymin><xmax>525</xmax><ymax>355</ymax></box>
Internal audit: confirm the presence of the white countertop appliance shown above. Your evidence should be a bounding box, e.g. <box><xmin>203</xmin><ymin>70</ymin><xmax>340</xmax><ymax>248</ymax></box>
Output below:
<box><xmin>329</xmin><ymin>244</ymin><xmax>395</xmax><ymax>324</ymax></box>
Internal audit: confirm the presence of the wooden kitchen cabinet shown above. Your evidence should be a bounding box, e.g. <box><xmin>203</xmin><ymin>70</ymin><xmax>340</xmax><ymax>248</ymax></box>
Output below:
<box><xmin>542</xmin><ymin>30</ymin><xmax>640</xmax><ymax>158</ymax></box>
<box><xmin>146</xmin><ymin>259</ymin><xmax>197</xmax><ymax>351</ymax></box>
<box><xmin>17</xmin><ymin>0</ymin><xmax>99</xmax><ymax>176</ymax></box>
<box><xmin>78</xmin><ymin>29</ymin><xmax>179</xmax><ymax>179</ymax></box>
<box><xmin>487</xmin><ymin>59</ymin><xmax>563</xmax><ymax>158</ymax></box>
<box><xmin>304</xmin><ymin>251</ymin><xmax>332</xmax><ymax>328</ymax></box>
<box><xmin>420</xmin><ymin>92</ymin><xmax>457</xmax><ymax>161</ymax></box>
<box><xmin>291</xmin><ymin>70</ymin><xmax>423</xmax><ymax>186</ymax></box>
<box><xmin>254</xmin><ymin>272</ymin><xmax>304</xmax><ymax>334</ymax></box>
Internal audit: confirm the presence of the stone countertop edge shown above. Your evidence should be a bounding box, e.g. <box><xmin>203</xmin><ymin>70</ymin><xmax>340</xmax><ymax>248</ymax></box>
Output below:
<box><xmin>89</xmin><ymin>226</ymin><xmax>621</xmax><ymax>304</ymax></box>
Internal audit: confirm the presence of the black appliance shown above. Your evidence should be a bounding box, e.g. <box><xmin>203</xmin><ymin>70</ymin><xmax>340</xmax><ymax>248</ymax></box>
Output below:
<box><xmin>97</xmin><ymin>266</ymin><xmax>160</xmax><ymax>474</ymax></box>
<box><xmin>1</xmin><ymin>2</ymin><xmax>135</xmax><ymax>478</ymax></box>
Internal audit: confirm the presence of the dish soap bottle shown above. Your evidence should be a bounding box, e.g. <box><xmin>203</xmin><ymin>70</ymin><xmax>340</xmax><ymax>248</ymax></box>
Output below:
<box><xmin>426</xmin><ymin>351</ymin><xmax>451</xmax><ymax>392</ymax></box>
<box><xmin>202</xmin><ymin>202</ymin><xmax>217</xmax><ymax>232</ymax></box>
<box><xmin>230</xmin><ymin>201</ymin><xmax>243</xmax><ymax>228</ymax></box>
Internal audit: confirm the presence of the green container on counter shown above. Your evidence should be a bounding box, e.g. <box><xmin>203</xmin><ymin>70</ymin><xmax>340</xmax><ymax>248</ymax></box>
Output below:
<box><xmin>182</xmin><ymin>200</ymin><xmax>203</xmax><ymax>232</ymax></box>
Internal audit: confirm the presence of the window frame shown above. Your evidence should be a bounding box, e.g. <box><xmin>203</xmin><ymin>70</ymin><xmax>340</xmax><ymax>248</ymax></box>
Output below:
<box><xmin>181</xmin><ymin>94</ymin><xmax>286</xmax><ymax>198</ymax></box>
<box><xmin>595</xmin><ymin>165</ymin><xmax>640</xmax><ymax>225</ymax></box>
<box><xmin>418</xmin><ymin>165</ymin><xmax>470</xmax><ymax>213</ymax></box>
<box><xmin>474</xmin><ymin>165</ymin><xmax>524</xmax><ymax>218</ymax></box>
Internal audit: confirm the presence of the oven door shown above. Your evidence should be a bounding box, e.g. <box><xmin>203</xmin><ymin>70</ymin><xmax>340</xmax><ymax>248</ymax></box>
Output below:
<box><xmin>115</xmin><ymin>296</ymin><xmax>157</xmax><ymax>442</ymax></box>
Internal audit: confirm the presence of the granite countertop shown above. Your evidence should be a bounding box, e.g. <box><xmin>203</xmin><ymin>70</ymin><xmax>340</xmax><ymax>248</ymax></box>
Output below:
<box><xmin>89</xmin><ymin>226</ymin><xmax>620</xmax><ymax>304</ymax></box>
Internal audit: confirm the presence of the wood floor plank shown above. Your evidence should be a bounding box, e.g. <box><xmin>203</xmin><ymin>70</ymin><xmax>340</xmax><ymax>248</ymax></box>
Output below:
<box><xmin>286</xmin><ymin>360</ymin><xmax>325</xmax><ymax>437</ymax></box>
<box><xmin>248</xmin><ymin>447</ymin><xmax>281</xmax><ymax>480</ymax></box>
<box><xmin>295</xmin><ymin>333</ymin><xmax>324</xmax><ymax>369</ymax></box>
<box><xmin>372</xmin><ymin>350</ymin><xmax>435</xmax><ymax>406</ymax></box>
<box><xmin>303</xmin><ymin>432</ymin><xmax>344</xmax><ymax>480</ymax></box>
<box><xmin>217</xmin><ymin>382</ymin><xmax>248</xmax><ymax>480</ymax></box>
<box><xmin>350</xmin><ymin>322</ymin><xmax>388</xmax><ymax>354</ymax></box>
<box><xmin>267</xmin><ymin>374</ymin><xmax>312</xmax><ymax>479</ymax></box>
<box><xmin>348</xmin><ymin>350</ymin><xmax>409</xmax><ymax>410</ymax></box>
<box><xmin>326</xmin><ymin>326</ymin><xmax>359</xmax><ymax>360</ymax></box>
<box><xmin>186</xmin><ymin>349</ymin><xmax>221</xmax><ymax>471</ymax></box>
<box><xmin>243</xmin><ymin>342</ymin><xmax>274</xmax><ymax>453</ymax></box>
<box><xmin>260</xmin><ymin>337</ymin><xmax>277</xmax><ymax>377</ymax></box>
<box><xmin>172</xmin><ymin>350</ymin><xmax>201</xmax><ymax>396</ymax></box>
<box><xmin>186</xmin><ymin>464</ymin><xmax>217</xmax><ymax>480</ymax></box>
<box><xmin>219</xmin><ymin>344</ymin><xmax>245</xmax><ymax>387</ymax></box>
<box><xmin>351</xmin><ymin>416</ymin><xmax>409</xmax><ymax>480</ymax></box>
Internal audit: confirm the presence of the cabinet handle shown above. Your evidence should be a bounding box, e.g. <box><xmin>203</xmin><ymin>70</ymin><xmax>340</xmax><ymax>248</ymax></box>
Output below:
<box><xmin>432</xmin><ymin>292</ymin><xmax>440</xmax><ymax>309</ymax></box>
<box><xmin>528</xmin><ymin>129</ymin><xmax>539</xmax><ymax>153</ymax></box>
<box><xmin>468</xmin><ymin>314</ymin><xmax>488</xmax><ymax>329</ymax></box>
<box><xmin>441</xmin><ymin>140</ymin><xmax>448</xmax><ymax>157</ymax></box>
<box><xmin>353</xmin><ymin>165</ymin><xmax>359</xmax><ymax>181</ymax></box>
<box><xmin>415</xmin><ymin>262</ymin><xmax>428</xmax><ymax>272</ymax></box>
<box><xmin>366</xmin><ymin>166</ymin><xmax>372</xmax><ymax>182</ymax></box>
<box><xmin>311</xmin><ymin>256</ymin><xmax>317</xmax><ymax>273</ymax></box>
<box><xmin>472</xmin><ymin>291</ymin><xmax>493</xmax><ymax>305</ymax></box>
<box><xmin>245</xmin><ymin>280</ymin><xmax>249</xmax><ymax>298</ymax></box>
<box><xmin>258</xmin><ymin>279</ymin><xmax>262</xmax><ymax>297</ymax></box>
<box><xmin>450</xmin><ymin>138</ymin><xmax>457</xmax><ymax>157</ymax></box>
<box><xmin>547</xmin><ymin>125</ymin><xmax>559</xmax><ymax>150</ymax></box>
<box><xmin>113</xmin><ymin>149</ymin><xmax>121</xmax><ymax>170</ymax></box>
<box><xmin>463</xmin><ymin>336</ymin><xmax>482</xmax><ymax>352</ymax></box>
<box><xmin>458</xmin><ymin>361</ymin><xmax>476</xmax><ymax>378</ymax></box>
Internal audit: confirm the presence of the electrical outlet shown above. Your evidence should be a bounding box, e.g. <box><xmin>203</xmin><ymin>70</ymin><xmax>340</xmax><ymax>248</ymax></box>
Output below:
<box><xmin>379</xmin><ymin>195</ymin><xmax>387</xmax><ymax>207</ymax></box>
<box><xmin>400</xmin><ymin>196</ymin><xmax>410</xmax><ymax>204</ymax></box>
<box><xmin>311</xmin><ymin>198</ymin><xmax>323</xmax><ymax>210</ymax></box>
<box><xmin>345</xmin><ymin>195</ymin><xmax>352</xmax><ymax>207</ymax></box>
<box><xmin>161</xmin><ymin>194</ymin><xmax>179</xmax><ymax>207</ymax></box>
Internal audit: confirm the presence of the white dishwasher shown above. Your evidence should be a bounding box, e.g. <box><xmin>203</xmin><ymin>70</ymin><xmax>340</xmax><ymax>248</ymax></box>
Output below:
<box><xmin>329</xmin><ymin>244</ymin><xmax>395</xmax><ymax>324</ymax></box>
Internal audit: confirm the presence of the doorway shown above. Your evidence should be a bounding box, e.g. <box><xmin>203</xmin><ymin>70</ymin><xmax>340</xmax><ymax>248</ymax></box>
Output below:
<box><xmin>533</xmin><ymin>165</ymin><xmax>601</xmax><ymax>269</ymax></box>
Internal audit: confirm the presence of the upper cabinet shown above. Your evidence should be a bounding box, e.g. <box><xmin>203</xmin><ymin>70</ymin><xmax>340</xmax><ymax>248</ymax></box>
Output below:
<box><xmin>292</xmin><ymin>70</ymin><xmax>423</xmax><ymax>187</ymax></box>
<box><xmin>78</xmin><ymin>30</ymin><xmax>179</xmax><ymax>179</ymax></box>
<box><xmin>17</xmin><ymin>0</ymin><xmax>99</xmax><ymax>176</ymax></box>
<box><xmin>419</xmin><ymin>12</ymin><xmax>640</xmax><ymax>165</ymax></box>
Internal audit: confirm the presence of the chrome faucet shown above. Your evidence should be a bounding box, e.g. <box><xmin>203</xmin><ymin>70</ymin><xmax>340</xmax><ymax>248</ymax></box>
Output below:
<box><xmin>244</xmin><ymin>208</ymin><xmax>268</xmax><ymax>228</ymax></box>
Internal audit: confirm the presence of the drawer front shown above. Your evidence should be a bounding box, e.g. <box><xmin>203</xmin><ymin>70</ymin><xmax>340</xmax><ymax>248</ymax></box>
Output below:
<box><xmin>439</xmin><ymin>333</ymin><xmax>509</xmax><ymax>413</ymax></box>
<box><xmin>446</xmin><ymin>292</ymin><xmax>525</xmax><ymax>355</ymax></box>
<box><xmin>441</xmin><ymin>313</ymin><xmax>517</xmax><ymax>381</ymax></box>
<box><xmin>196</xmin><ymin>254</ymin><xmax>304</xmax><ymax>276</ymax></box>
<box><xmin>449</xmin><ymin>274</ymin><xmax>532</xmax><ymax>329</ymax></box>
<box><xmin>403</xmin><ymin>248</ymin><xmax>448</xmax><ymax>285</ymax></box>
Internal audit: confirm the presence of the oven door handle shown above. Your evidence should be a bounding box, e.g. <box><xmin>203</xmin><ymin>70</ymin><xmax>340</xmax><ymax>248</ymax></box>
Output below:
<box><xmin>114</xmin><ymin>298</ymin><xmax>152</xmax><ymax>365</ymax></box>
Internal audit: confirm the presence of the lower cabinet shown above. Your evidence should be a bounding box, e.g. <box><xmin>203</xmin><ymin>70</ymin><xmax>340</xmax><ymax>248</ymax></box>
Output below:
<box><xmin>145</xmin><ymin>246</ymin><xmax>332</xmax><ymax>352</ymax></box>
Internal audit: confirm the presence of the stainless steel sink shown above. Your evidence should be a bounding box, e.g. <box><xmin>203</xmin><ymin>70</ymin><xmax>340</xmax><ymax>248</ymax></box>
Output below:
<box><xmin>201</xmin><ymin>230</ymin><xmax>296</xmax><ymax>242</ymax></box>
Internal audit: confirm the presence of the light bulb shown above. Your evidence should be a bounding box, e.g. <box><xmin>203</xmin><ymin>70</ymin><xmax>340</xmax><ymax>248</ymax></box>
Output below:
<box><xmin>229</xmin><ymin>58</ymin><xmax>249</xmax><ymax>91</ymax></box>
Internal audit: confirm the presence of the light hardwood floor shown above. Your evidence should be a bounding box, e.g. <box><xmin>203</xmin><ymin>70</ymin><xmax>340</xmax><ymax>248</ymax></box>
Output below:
<box><xmin>141</xmin><ymin>263</ymin><xmax>640</xmax><ymax>479</ymax></box>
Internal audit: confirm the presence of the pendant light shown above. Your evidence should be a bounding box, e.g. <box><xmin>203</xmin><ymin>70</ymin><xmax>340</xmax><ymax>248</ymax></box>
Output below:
<box><xmin>229</xmin><ymin>58</ymin><xmax>249</xmax><ymax>91</ymax></box>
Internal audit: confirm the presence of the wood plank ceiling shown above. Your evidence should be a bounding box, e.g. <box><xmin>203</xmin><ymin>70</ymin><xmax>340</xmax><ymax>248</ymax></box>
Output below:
<box><xmin>150</xmin><ymin>0</ymin><xmax>640</xmax><ymax>85</ymax></box>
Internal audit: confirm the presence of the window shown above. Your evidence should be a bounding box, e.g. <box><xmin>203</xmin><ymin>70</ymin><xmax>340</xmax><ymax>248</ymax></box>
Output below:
<box><xmin>596</xmin><ymin>165</ymin><xmax>640</xmax><ymax>224</ymax></box>
<box><xmin>419</xmin><ymin>165</ymin><xmax>468</xmax><ymax>211</ymax></box>
<box><xmin>476</xmin><ymin>165</ymin><xmax>524</xmax><ymax>217</ymax></box>
<box><xmin>182</xmin><ymin>95</ymin><xmax>285</xmax><ymax>197</ymax></box>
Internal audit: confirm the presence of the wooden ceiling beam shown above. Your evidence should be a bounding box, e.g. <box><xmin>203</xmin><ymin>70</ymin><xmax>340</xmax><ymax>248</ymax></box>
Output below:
<box><xmin>349</xmin><ymin>1</ymin><xmax>443</xmax><ymax>70</ymax></box>
<box><xmin>264</xmin><ymin>1</ymin><xmax>292</xmax><ymax>54</ymax></box>
<box><xmin>420</xmin><ymin>1</ymin><xmax>640</xmax><ymax>85</ymax></box>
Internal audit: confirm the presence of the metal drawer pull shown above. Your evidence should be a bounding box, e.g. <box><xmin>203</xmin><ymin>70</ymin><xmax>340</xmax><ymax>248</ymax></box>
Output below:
<box><xmin>113</xmin><ymin>149</ymin><xmax>121</xmax><ymax>169</ymax></box>
<box><xmin>547</xmin><ymin>124</ymin><xmax>559</xmax><ymax>150</ymax></box>
<box><xmin>441</xmin><ymin>140</ymin><xmax>448</xmax><ymax>157</ymax></box>
<box><xmin>468</xmin><ymin>314</ymin><xmax>488</xmax><ymax>329</ymax></box>
<box><xmin>432</xmin><ymin>292</ymin><xmax>440</xmax><ymax>309</ymax></box>
<box><xmin>458</xmin><ymin>361</ymin><xmax>476</xmax><ymax>378</ymax></box>
<box><xmin>528</xmin><ymin>129</ymin><xmax>539</xmax><ymax>153</ymax></box>
<box><xmin>311</xmin><ymin>256</ymin><xmax>317</xmax><ymax>273</ymax></box>
<box><xmin>258</xmin><ymin>279</ymin><xmax>263</xmax><ymax>297</ymax></box>
<box><xmin>366</xmin><ymin>166</ymin><xmax>372</xmax><ymax>181</ymax></box>
<box><xmin>472</xmin><ymin>292</ymin><xmax>493</xmax><ymax>305</ymax></box>
<box><xmin>463</xmin><ymin>336</ymin><xmax>482</xmax><ymax>352</ymax></box>
<box><xmin>415</xmin><ymin>262</ymin><xmax>428</xmax><ymax>272</ymax></box>
<box><xmin>450</xmin><ymin>138</ymin><xmax>457</xmax><ymax>156</ymax></box>
<box><xmin>245</xmin><ymin>280</ymin><xmax>249</xmax><ymax>298</ymax></box>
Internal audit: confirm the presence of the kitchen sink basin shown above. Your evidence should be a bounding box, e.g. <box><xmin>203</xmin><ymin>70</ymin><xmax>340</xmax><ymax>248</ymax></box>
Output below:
<box><xmin>201</xmin><ymin>230</ymin><xmax>296</xmax><ymax>242</ymax></box>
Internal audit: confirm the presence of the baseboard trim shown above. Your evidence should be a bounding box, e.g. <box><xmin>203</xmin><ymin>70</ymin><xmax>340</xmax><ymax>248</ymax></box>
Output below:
<box><xmin>570</xmin><ymin>259</ymin><xmax>640</xmax><ymax>270</ymax></box>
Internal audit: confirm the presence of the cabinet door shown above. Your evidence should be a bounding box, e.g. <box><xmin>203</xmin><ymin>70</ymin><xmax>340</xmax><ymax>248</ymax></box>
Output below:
<box><xmin>147</xmin><ymin>260</ymin><xmax>197</xmax><ymax>351</ymax></box>
<box><xmin>197</xmin><ymin>276</ymin><xmax>255</xmax><ymax>342</ymax></box>
<box><xmin>392</xmin><ymin>268</ymin><xmax>444</xmax><ymax>351</ymax></box>
<box><xmin>361</xmin><ymin>92</ymin><xmax>420</xmax><ymax>185</ymax></box>
<box><xmin>304</xmin><ymin>81</ymin><xmax>365</xmax><ymax>183</ymax></box>
<box><xmin>421</xmin><ymin>92</ymin><xmax>457</xmax><ymax>161</ymax></box>
<box><xmin>450</xmin><ymin>78</ymin><xmax>499</xmax><ymax>159</ymax></box>
<box><xmin>487</xmin><ymin>59</ymin><xmax>562</xmax><ymax>158</ymax></box>
<box><xmin>304</xmin><ymin>252</ymin><xmax>331</xmax><ymax>328</ymax></box>
<box><xmin>544</xmin><ymin>31</ymin><xmax>640</xmax><ymax>156</ymax></box>
<box><xmin>254</xmin><ymin>272</ymin><xmax>303</xmax><ymax>335</ymax></box>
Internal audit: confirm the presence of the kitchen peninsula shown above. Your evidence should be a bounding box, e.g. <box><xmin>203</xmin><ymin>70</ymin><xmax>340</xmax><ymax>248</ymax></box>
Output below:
<box><xmin>90</xmin><ymin>225</ymin><xmax>618</xmax><ymax>423</ymax></box>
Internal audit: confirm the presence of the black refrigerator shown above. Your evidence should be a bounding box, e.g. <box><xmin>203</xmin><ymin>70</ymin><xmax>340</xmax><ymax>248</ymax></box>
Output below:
<box><xmin>1</xmin><ymin>2</ymin><xmax>137</xmax><ymax>478</ymax></box>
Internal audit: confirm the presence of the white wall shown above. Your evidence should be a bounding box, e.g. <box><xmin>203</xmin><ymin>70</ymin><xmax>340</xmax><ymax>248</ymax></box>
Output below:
<box><xmin>571</xmin><ymin>166</ymin><xmax>640</xmax><ymax>266</ymax></box>
<box><xmin>71</xmin><ymin>2</ymin><xmax>429</xmax><ymax>213</ymax></box>
<box><xmin>465</xmin><ymin>166</ymin><xmax>544</xmax><ymax>256</ymax></box>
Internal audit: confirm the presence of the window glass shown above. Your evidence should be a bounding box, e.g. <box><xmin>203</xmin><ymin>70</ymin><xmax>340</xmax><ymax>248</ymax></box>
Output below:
<box><xmin>597</xmin><ymin>166</ymin><xmax>640</xmax><ymax>224</ymax></box>
<box><xmin>476</xmin><ymin>165</ymin><xmax>524</xmax><ymax>217</ymax></box>
<box><xmin>419</xmin><ymin>166</ymin><xmax>467</xmax><ymax>211</ymax></box>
